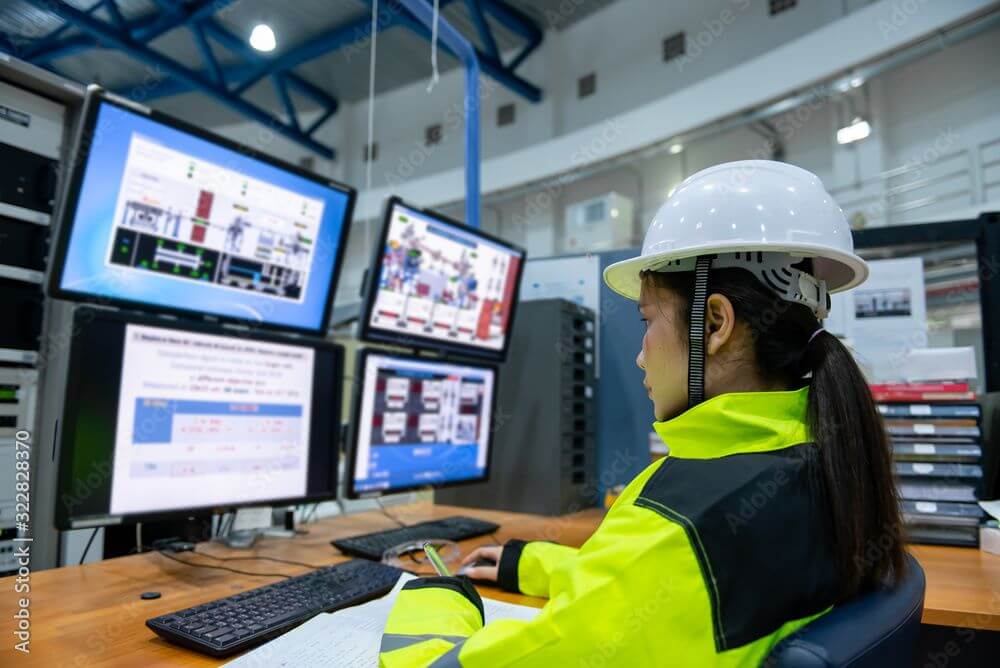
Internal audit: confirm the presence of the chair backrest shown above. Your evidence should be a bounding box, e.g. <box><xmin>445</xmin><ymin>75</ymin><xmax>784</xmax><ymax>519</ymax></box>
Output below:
<box><xmin>765</xmin><ymin>553</ymin><xmax>925</xmax><ymax>667</ymax></box>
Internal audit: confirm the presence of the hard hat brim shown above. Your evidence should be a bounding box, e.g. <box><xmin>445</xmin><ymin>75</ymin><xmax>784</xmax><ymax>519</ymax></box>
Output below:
<box><xmin>602</xmin><ymin>242</ymin><xmax>869</xmax><ymax>302</ymax></box>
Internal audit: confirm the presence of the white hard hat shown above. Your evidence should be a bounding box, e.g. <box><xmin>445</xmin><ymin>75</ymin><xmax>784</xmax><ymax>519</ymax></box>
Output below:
<box><xmin>603</xmin><ymin>160</ymin><xmax>868</xmax><ymax>313</ymax></box>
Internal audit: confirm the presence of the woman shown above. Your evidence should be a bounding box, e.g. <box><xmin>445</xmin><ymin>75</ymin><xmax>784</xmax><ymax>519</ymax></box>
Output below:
<box><xmin>379</xmin><ymin>161</ymin><xmax>905</xmax><ymax>667</ymax></box>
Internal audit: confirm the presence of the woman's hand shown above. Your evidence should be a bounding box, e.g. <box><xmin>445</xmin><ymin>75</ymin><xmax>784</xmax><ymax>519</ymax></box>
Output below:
<box><xmin>459</xmin><ymin>545</ymin><xmax>502</xmax><ymax>582</ymax></box>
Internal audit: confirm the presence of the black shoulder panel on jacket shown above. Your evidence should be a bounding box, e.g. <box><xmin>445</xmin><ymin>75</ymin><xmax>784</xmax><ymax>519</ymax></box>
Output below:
<box><xmin>634</xmin><ymin>443</ymin><xmax>839</xmax><ymax>652</ymax></box>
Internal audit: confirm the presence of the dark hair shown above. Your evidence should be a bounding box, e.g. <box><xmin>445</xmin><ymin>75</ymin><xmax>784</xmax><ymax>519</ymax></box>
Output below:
<box><xmin>642</xmin><ymin>266</ymin><xmax>905</xmax><ymax>602</ymax></box>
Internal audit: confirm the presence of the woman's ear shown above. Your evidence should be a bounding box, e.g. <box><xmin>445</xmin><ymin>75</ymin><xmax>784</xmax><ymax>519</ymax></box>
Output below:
<box><xmin>705</xmin><ymin>293</ymin><xmax>736</xmax><ymax>357</ymax></box>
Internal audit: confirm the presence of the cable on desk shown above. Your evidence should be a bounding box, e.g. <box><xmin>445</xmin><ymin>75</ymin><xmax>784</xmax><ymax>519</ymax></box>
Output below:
<box><xmin>155</xmin><ymin>550</ymin><xmax>293</xmax><ymax>579</ymax></box>
<box><xmin>79</xmin><ymin>527</ymin><xmax>99</xmax><ymax>565</ymax></box>
<box><xmin>375</xmin><ymin>496</ymin><xmax>407</xmax><ymax>528</ymax></box>
<box><xmin>193</xmin><ymin>547</ymin><xmax>324</xmax><ymax>570</ymax></box>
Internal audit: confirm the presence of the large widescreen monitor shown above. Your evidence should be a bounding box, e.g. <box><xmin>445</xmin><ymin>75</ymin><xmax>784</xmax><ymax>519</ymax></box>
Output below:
<box><xmin>359</xmin><ymin>197</ymin><xmax>525</xmax><ymax>361</ymax></box>
<box><xmin>346</xmin><ymin>349</ymin><xmax>497</xmax><ymax>498</ymax></box>
<box><xmin>49</xmin><ymin>87</ymin><xmax>355</xmax><ymax>335</ymax></box>
<box><xmin>55</xmin><ymin>308</ymin><xmax>343</xmax><ymax>529</ymax></box>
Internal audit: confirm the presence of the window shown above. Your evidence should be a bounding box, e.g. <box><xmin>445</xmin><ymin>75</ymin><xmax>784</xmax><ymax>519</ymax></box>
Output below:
<box><xmin>662</xmin><ymin>32</ymin><xmax>685</xmax><ymax>62</ymax></box>
<box><xmin>425</xmin><ymin>124</ymin><xmax>442</xmax><ymax>146</ymax></box>
<box><xmin>497</xmin><ymin>103</ymin><xmax>516</xmax><ymax>126</ymax></box>
<box><xmin>769</xmin><ymin>0</ymin><xmax>797</xmax><ymax>16</ymax></box>
<box><xmin>578</xmin><ymin>72</ymin><xmax>596</xmax><ymax>98</ymax></box>
<box><xmin>363</xmin><ymin>142</ymin><xmax>378</xmax><ymax>163</ymax></box>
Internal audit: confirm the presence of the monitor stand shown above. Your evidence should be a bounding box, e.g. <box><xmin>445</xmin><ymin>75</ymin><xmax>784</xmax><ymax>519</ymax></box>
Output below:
<box><xmin>217</xmin><ymin>530</ymin><xmax>260</xmax><ymax>549</ymax></box>
<box><xmin>104</xmin><ymin>515</ymin><xmax>212</xmax><ymax>559</ymax></box>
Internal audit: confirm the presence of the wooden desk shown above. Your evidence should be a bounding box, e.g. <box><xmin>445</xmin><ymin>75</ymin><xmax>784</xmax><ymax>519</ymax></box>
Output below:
<box><xmin>2</xmin><ymin>504</ymin><xmax>999</xmax><ymax>666</ymax></box>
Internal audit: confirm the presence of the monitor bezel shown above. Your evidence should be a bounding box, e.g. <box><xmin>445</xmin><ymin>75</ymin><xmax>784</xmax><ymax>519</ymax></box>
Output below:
<box><xmin>54</xmin><ymin>306</ymin><xmax>344</xmax><ymax>530</ymax></box>
<box><xmin>345</xmin><ymin>346</ymin><xmax>499</xmax><ymax>500</ymax></box>
<box><xmin>358</xmin><ymin>195</ymin><xmax>526</xmax><ymax>362</ymax></box>
<box><xmin>46</xmin><ymin>86</ymin><xmax>357</xmax><ymax>336</ymax></box>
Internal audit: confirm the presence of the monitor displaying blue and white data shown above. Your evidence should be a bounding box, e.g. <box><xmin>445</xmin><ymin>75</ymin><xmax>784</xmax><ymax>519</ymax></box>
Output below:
<box><xmin>55</xmin><ymin>309</ymin><xmax>342</xmax><ymax>528</ymax></box>
<box><xmin>348</xmin><ymin>351</ymin><xmax>496</xmax><ymax>497</ymax></box>
<box><xmin>50</xmin><ymin>90</ymin><xmax>355</xmax><ymax>334</ymax></box>
<box><xmin>360</xmin><ymin>198</ymin><xmax>525</xmax><ymax>360</ymax></box>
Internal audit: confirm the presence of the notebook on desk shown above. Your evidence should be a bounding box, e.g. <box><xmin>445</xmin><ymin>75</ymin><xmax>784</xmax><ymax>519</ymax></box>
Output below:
<box><xmin>224</xmin><ymin>574</ymin><xmax>540</xmax><ymax>667</ymax></box>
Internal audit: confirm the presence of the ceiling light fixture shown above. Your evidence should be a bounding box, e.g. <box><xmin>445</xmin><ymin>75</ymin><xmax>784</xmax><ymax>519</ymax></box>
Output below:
<box><xmin>249</xmin><ymin>24</ymin><xmax>277</xmax><ymax>52</ymax></box>
<box><xmin>837</xmin><ymin>117</ymin><xmax>871</xmax><ymax>145</ymax></box>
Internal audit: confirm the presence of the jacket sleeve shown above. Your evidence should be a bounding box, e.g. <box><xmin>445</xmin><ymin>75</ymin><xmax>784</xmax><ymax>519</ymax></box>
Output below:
<box><xmin>379</xmin><ymin>576</ymin><xmax>484</xmax><ymax>667</ymax></box>
<box><xmin>378</xmin><ymin>511</ymin><xmax>720</xmax><ymax>667</ymax></box>
<box><xmin>495</xmin><ymin>540</ymin><xmax>579</xmax><ymax>597</ymax></box>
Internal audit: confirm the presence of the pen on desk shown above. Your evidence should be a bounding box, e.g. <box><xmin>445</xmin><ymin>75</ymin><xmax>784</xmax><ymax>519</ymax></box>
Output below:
<box><xmin>423</xmin><ymin>542</ymin><xmax>452</xmax><ymax>577</ymax></box>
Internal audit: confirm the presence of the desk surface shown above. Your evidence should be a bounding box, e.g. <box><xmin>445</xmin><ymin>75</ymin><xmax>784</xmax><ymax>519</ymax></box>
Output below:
<box><xmin>3</xmin><ymin>503</ymin><xmax>999</xmax><ymax>666</ymax></box>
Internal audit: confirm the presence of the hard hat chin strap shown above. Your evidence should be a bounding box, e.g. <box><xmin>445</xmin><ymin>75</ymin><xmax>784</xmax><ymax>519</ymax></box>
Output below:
<box><xmin>687</xmin><ymin>256</ymin><xmax>713</xmax><ymax>409</ymax></box>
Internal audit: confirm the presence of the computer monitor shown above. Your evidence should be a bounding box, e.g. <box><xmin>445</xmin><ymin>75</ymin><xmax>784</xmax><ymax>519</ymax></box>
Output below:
<box><xmin>48</xmin><ymin>87</ymin><xmax>356</xmax><ymax>335</ymax></box>
<box><xmin>55</xmin><ymin>308</ymin><xmax>343</xmax><ymax>529</ymax></box>
<box><xmin>346</xmin><ymin>349</ymin><xmax>498</xmax><ymax>498</ymax></box>
<box><xmin>359</xmin><ymin>197</ymin><xmax>525</xmax><ymax>361</ymax></box>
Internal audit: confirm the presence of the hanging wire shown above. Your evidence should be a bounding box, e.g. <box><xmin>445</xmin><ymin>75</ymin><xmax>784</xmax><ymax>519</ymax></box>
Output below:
<box><xmin>365</xmin><ymin>0</ymin><xmax>379</xmax><ymax>189</ymax></box>
<box><xmin>426</xmin><ymin>0</ymin><xmax>441</xmax><ymax>93</ymax></box>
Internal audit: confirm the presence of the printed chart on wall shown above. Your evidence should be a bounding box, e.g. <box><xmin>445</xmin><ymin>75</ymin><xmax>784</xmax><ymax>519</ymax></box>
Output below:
<box><xmin>827</xmin><ymin>257</ymin><xmax>927</xmax><ymax>382</ymax></box>
<box><xmin>369</xmin><ymin>203</ymin><xmax>521</xmax><ymax>353</ymax></box>
<box><xmin>109</xmin><ymin>323</ymin><xmax>315</xmax><ymax>515</ymax></box>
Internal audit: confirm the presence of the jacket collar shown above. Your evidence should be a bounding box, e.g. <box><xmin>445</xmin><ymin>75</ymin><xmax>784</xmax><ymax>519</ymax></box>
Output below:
<box><xmin>652</xmin><ymin>386</ymin><xmax>811</xmax><ymax>459</ymax></box>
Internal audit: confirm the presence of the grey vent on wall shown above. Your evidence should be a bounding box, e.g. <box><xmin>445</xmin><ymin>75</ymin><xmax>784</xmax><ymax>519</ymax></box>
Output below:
<box><xmin>425</xmin><ymin>124</ymin><xmax>442</xmax><ymax>146</ymax></box>
<box><xmin>497</xmin><ymin>103</ymin><xmax>516</xmax><ymax>126</ymax></box>
<box><xmin>578</xmin><ymin>72</ymin><xmax>596</xmax><ymax>98</ymax></box>
<box><xmin>663</xmin><ymin>32</ymin><xmax>685</xmax><ymax>61</ymax></box>
<box><xmin>769</xmin><ymin>0</ymin><xmax>797</xmax><ymax>15</ymax></box>
<box><xmin>363</xmin><ymin>142</ymin><xmax>378</xmax><ymax>163</ymax></box>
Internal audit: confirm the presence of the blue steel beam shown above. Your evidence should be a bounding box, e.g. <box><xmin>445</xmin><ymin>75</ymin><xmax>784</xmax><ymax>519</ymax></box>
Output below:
<box><xmin>34</xmin><ymin>0</ymin><xmax>335</xmax><ymax>158</ymax></box>
<box><xmin>389</xmin><ymin>6</ymin><xmax>541</xmax><ymax>102</ymax></box>
<box><xmin>306</xmin><ymin>106</ymin><xmax>337</xmax><ymax>136</ymax></box>
<box><xmin>272</xmin><ymin>74</ymin><xmax>300</xmax><ymax>132</ymax></box>
<box><xmin>191</xmin><ymin>23</ymin><xmax>224</xmax><ymax>85</ymax></box>
<box><xmin>356</xmin><ymin>0</ymin><xmax>541</xmax><ymax>102</ymax></box>
<box><xmin>197</xmin><ymin>19</ymin><xmax>338</xmax><ymax>113</ymax></box>
<box><xmin>230</xmin><ymin>10</ymin><xmax>399</xmax><ymax>96</ymax></box>
<box><xmin>398</xmin><ymin>0</ymin><xmax>481</xmax><ymax>228</ymax></box>
<box><xmin>20</xmin><ymin>1</ymin><xmax>125</xmax><ymax>61</ymax></box>
<box><xmin>464</xmin><ymin>0</ymin><xmax>499</xmax><ymax>60</ymax></box>
<box><xmin>102</xmin><ymin>0</ymin><xmax>126</xmax><ymax>28</ymax></box>
<box><xmin>23</xmin><ymin>0</ymin><xmax>226</xmax><ymax>62</ymax></box>
<box><xmin>480</xmin><ymin>0</ymin><xmax>542</xmax><ymax>44</ymax></box>
<box><xmin>122</xmin><ymin>62</ymin><xmax>257</xmax><ymax>99</ymax></box>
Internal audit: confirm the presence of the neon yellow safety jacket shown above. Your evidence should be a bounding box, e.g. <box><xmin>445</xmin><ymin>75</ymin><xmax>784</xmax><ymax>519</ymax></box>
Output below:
<box><xmin>380</xmin><ymin>387</ymin><xmax>839</xmax><ymax>666</ymax></box>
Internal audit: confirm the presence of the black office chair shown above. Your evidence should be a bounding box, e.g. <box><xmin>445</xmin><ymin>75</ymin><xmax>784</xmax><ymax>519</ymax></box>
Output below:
<box><xmin>766</xmin><ymin>553</ymin><xmax>925</xmax><ymax>667</ymax></box>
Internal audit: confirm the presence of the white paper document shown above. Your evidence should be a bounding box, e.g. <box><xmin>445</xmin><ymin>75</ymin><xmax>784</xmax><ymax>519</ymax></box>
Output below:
<box><xmin>224</xmin><ymin>574</ymin><xmax>541</xmax><ymax>668</ymax></box>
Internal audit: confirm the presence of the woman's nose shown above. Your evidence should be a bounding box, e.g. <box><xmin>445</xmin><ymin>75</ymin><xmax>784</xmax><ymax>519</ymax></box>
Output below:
<box><xmin>636</xmin><ymin>348</ymin><xmax>645</xmax><ymax>370</ymax></box>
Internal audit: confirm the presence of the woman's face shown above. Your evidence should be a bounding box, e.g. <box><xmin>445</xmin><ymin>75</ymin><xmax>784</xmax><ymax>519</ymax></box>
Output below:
<box><xmin>636</xmin><ymin>281</ymin><xmax>690</xmax><ymax>422</ymax></box>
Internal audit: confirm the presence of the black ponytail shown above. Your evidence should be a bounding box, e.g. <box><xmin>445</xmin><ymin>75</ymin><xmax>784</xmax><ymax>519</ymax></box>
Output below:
<box><xmin>806</xmin><ymin>329</ymin><xmax>906</xmax><ymax>597</ymax></box>
<box><xmin>643</xmin><ymin>267</ymin><xmax>906</xmax><ymax>601</ymax></box>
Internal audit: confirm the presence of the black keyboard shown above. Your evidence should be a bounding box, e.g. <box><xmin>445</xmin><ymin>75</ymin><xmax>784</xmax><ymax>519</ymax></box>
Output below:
<box><xmin>331</xmin><ymin>515</ymin><xmax>500</xmax><ymax>560</ymax></box>
<box><xmin>146</xmin><ymin>559</ymin><xmax>403</xmax><ymax>657</ymax></box>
